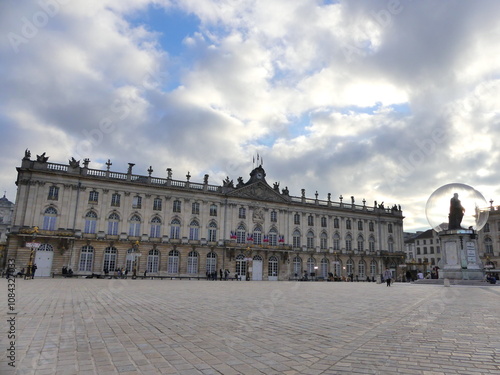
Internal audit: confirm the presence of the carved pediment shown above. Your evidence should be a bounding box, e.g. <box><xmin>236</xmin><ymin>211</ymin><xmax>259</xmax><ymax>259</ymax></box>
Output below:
<box><xmin>227</xmin><ymin>181</ymin><xmax>290</xmax><ymax>203</ymax></box>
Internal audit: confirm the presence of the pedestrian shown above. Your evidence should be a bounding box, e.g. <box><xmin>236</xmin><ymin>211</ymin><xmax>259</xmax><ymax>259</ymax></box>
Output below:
<box><xmin>224</xmin><ymin>269</ymin><xmax>229</xmax><ymax>280</ymax></box>
<box><xmin>383</xmin><ymin>268</ymin><xmax>392</xmax><ymax>287</ymax></box>
<box><xmin>219</xmin><ymin>268</ymin><xmax>223</xmax><ymax>281</ymax></box>
<box><xmin>31</xmin><ymin>264</ymin><xmax>37</xmax><ymax>279</ymax></box>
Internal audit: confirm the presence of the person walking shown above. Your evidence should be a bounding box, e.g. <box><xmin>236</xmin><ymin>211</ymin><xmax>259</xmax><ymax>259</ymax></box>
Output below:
<box><xmin>383</xmin><ymin>268</ymin><xmax>392</xmax><ymax>287</ymax></box>
<box><xmin>31</xmin><ymin>264</ymin><xmax>38</xmax><ymax>279</ymax></box>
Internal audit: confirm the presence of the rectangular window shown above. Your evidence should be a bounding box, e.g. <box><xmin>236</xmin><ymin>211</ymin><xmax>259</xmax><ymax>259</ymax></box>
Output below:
<box><xmin>111</xmin><ymin>193</ymin><xmax>120</xmax><ymax>207</ymax></box>
<box><xmin>270</xmin><ymin>211</ymin><xmax>277</xmax><ymax>222</ymax></box>
<box><xmin>173</xmin><ymin>200</ymin><xmax>181</xmax><ymax>213</ymax></box>
<box><xmin>210</xmin><ymin>205</ymin><xmax>217</xmax><ymax>216</ymax></box>
<box><xmin>192</xmin><ymin>202</ymin><xmax>200</xmax><ymax>215</ymax></box>
<box><xmin>358</xmin><ymin>221</ymin><xmax>363</xmax><ymax>231</ymax></box>
<box><xmin>308</xmin><ymin>215</ymin><xmax>314</xmax><ymax>226</ymax></box>
<box><xmin>294</xmin><ymin>214</ymin><xmax>300</xmax><ymax>225</ymax></box>
<box><xmin>239</xmin><ymin>207</ymin><xmax>246</xmax><ymax>219</ymax></box>
<box><xmin>48</xmin><ymin>186</ymin><xmax>59</xmax><ymax>200</ymax></box>
<box><xmin>132</xmin><ymin>196</ymin><xmax>142</xmax><ymax>209</ymax></box>
<box><xmin>153</xmin><ymin>198</ymin><xmax>162</xmax><ymax>211</ymax></box>
<box><xmin>208</xmin><ymin>228</ymin><xmax>217</xmax><ymax>242</ymax></box>
<box><xmin>321</xmin><ymin>217</ymin><xmax>327</xmax><ymax>228</ymax></box>
<box><xmin>89</xmin><ymin>191</ymin><xmax>99</xmax><ymax>203</ymax></box>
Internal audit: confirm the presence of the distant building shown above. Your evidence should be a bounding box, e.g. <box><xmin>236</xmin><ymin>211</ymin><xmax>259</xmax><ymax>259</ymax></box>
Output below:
<box><xmin>477</xmin><ymin>205</ymin><xmax>500</xmax><ymax>277</ymax></box>
<box><xmin>6</xmin><ymin>151</ymin><xmax>405</xmax><ymax>279</ymax></box>
<box><xmin>0</xmin><ymin>193</ymin><xmax>14</xmax><ymax>267</ymax></box>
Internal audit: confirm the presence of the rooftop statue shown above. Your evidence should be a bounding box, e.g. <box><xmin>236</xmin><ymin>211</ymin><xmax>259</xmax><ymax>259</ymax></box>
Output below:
<box><xmin>448</xmin><ymin>193</ymin><xmax>465</xmax><ymax>230</ymax></box>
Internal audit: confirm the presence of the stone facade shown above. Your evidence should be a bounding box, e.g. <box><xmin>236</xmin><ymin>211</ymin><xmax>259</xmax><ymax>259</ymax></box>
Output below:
<box><xmin>6</xmin><ymin>152</ymin><xmax>406</xmax><ymax>280</ymax></box>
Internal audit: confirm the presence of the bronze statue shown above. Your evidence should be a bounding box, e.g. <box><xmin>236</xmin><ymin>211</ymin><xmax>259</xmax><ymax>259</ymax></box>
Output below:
<box><xmin>448</xmin><ymin>193</ymin><xmax>465</xmax><ymax>230</ymax></box>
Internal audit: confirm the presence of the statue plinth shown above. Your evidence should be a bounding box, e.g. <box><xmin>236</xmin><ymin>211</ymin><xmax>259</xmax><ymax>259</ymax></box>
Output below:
<box><xmin>438</xmin><ymin>230</ymin><xmax>483</xmax><ymax>280</ymax></box>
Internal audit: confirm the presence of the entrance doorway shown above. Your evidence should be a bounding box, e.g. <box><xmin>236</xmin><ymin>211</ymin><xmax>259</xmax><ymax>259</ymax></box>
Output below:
<box><xmin>252</xmin><ymin>255</ymin><xmax>263</xmax><ymax>280</ymax></box>
<box><xmin>35</xmin><ymin>243</ymin><xmax>54</xmax><ymax>277</ymax></box>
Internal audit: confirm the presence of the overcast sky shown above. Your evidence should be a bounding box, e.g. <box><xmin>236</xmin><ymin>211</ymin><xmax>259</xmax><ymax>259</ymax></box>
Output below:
<box><xmin>1</xmin><ymin>0</ymin><xmax>499</xmax><ymax>232</ymax></box>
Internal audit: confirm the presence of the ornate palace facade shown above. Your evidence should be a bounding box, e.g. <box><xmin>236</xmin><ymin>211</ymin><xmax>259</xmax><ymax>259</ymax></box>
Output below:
<box><xmin>6</xmin><ymin>151</ymin><xmax>405</xmax><ymax>280</ymax></box>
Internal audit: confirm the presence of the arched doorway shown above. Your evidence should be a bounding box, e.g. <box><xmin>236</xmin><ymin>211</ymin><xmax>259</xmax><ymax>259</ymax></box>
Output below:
<box><xmin>252</xmin><ymin>255</ymin><xmax>263</xmax><ymax>281</ymax></box>
<box><xmin>35</xmin><ymin>243</ymin><xmax>54</xmax><ymax>277</ymax></box>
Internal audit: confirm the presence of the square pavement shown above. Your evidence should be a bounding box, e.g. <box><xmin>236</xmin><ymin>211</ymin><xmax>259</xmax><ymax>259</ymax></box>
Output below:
<box><xmin>1</xmin><ymin>279</ymin><xmax>499</xmax><ymax>375</ymax></box>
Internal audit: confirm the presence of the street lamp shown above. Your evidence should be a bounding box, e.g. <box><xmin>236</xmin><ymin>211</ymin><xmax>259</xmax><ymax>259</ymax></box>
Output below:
<box><xmin>25</xmin><ymin>226</ymin><xmax>39</xmax><ymax>280</ymax></box>
<box><xmin>131</xmin><ymin>240</ymin><xmax>142</xmax><ymax>279</ymax></box>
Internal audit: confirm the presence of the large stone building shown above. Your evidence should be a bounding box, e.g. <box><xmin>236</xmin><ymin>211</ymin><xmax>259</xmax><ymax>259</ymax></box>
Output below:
<box><xmin>6</xmin><ymin>151</ymin><xmax>406</xmax><ymax>280</ymax></box>
<box><xmin>0</xmin><ymin>193</ymin><xmax>14</xmax><ymax>266</ymax></box>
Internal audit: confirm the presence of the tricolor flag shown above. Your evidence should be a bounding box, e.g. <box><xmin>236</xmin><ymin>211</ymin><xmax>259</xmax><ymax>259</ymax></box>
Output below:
<box><xmin>230</xmin><ymin>231</ymin><xmax>237</xmax><ymax>239</ymax></box>
<box><xmin>247</xmin><ymin>234</ymin><xmax>254</xmax><ymax>242</ymax></box>
<box><xmin>263</xmin><ymin>235</ymin><xmax>269</xmax><ymax>242</ymax></box>
<box><xmin>278</xmin><ymin>235</ymin><xmax>285</xmax><ymax>243</ymax></box>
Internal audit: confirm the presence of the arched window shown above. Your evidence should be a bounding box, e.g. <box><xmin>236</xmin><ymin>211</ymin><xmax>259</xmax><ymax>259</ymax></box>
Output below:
<box><xmin>79</xmin><ymin>245</ymin><xmax>94</xmax><ymax>272</ymax></box>
<box><xmin>485</xmin><ymin>237</ymin><xmax>493</xmax><ymax>254</ymax></box>
<box><xmin>306</xmin><ymin>230</ymin><xmax>315</xmax><ymax>249</ymax></box>
<box><xmin>187</xmin><ymin>251</ymin><xmax>199</xmax><ymax>274</ymax></box>
<box><xmin>268</xmin><ymin>227</ymin><xmax>278</xmax><ymax>246</ymax></box>
<box><xmin>369</xmin><ymin>236</ymin><xmax>376</xmax><ymax>252</ymax></box>
<box><xmin>333</xmin><ymin>259</ymin><xmax>342</xmax><ymax>277</ymax></box>
<box><xmin>320</xmin><ymin>258</ymin><xmax>329</xmax><ymax>278</ymax></box>
<box><xmin>206</xmin><ymin>252</ymin><xmax>217</xmax><ymax>273</ymax></box>
<box><xmin>268</xmin><ymin>256</ymin><xmax>278</xmax><ymax>277</ymax></box>
<box><xmin>189</xmin><ymin>220</ymin><xmax>199</xmax><ymax>240</ymax></box>
<box><xmin>168</xmin><ymin>249</ymin><xmax>179</xmax><ymax>273</ymax></box>
<box><xmin>333</xmin><ymin>233</ymin><xmax>340</xmax><ymax>251</ymax></box>
<box><xmin>236</xmin><ymin>224</ymin><xmax>246</xmax><ymax>244</ymax></box>
<box><xmin>370</xmin><ymin>259</ymin><xmax>377</xmax><ymax>277</ymax></box>
<box><xmin>253</xmin><ymin>226</ymin><xmax>262</xmax><ymax>245</ymax></box>
<box><xmin>150</xmin><ymin>216</ymin><xmax>162</xmax><ymax>238</ymax></box>
<box><xmin>103</xmin><ymin>247</ymin><xmax>117</xmax><ymax>272</ymax></box>
<box><xmin>293</xmin><ymin>256</ymin><xmax>302</xmax><ymax>277</ymax></box>
<box><xmin>84</xmin><ymin>211</ymin><xmax>97</xmax><ymax>234</ymax></box>
<box><xmin>358</xmin><ymin>260</ymin><xmax>366</xmax><ymax>279</ymax></box>
<box><xmin>357</xmin><ymin>235</ymin><xmax>364</xmax><ymax>252</ymax></box>
<box><xmin>345</xmin><ymin>234</ymin><xmax>352</xmax><ymax>251</ymax></box>
<box><xmin>42</xmin><ymin>206</ymin><xmax>57</xmax><ymax>230</ymax></box>
<box><xmin>170</xmin><ymin>218</ymin><xmax>181</xmax><ymax>239</ymax></box>
<box><xmin>208</xmin><ymin>221</ymin><xmax>217</xmax><ymax>242</ymax></box>
<box><xmin>147</xmin><ymin>249</ymin><xmax>160</xmax><ymax>273</ymax></box>
<box><xmin>307</xmin><ymin>257</ymin><xmax>316</xmax><ymax>274</ymax></box>
<box><xmin>107</xmin><ymin>213</ymin><xmax>120</xmax><ymax>235</ymax></box>
<box><xmin>346</xmin><ymin>259</ymin><xmax>354</xmax><ymax>276</ymax></box>
<box><xmin>235</xmin><ymin>254</ymin><xmax>246</xmax><ymax>277</ymax></box>
<box><xmin>129</xmin><ymin>215</ymin><xmax>141</xmax><ymax>236</ymax></box>
<box><xmin>293</xmin><ymin>230</ymin><xmax>301</xmax><ymax>248</ymax></box>
<box><xmin>320</xmin><ymin>232</ymin><xmax>328</xmax><ymax>250</ymax></box>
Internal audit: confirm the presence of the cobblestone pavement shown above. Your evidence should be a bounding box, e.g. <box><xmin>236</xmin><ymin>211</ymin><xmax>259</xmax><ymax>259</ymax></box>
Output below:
<box><xmin>1</xmin><ymin>279</ymin><xmax>499</xmax><ymax>375</ymax></box>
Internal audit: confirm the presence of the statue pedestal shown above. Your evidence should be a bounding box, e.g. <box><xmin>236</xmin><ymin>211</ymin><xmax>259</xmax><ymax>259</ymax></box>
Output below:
<box><xmin>439</xmin><ymin>230</ymin><xmax>483</xmax><ymax>280</ymax></box>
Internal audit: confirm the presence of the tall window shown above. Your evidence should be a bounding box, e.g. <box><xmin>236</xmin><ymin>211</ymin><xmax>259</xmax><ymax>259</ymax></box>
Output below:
<box><xmin>293</xmin><ymin>256</ymin><xmax>302</xmax><ymax>277</ymax></box>
<box><xmin>484</xmin><ymin>223</ymin><xmax>490</xmax><ymax>232</ymax></box>
<box><xmin>321</xmin><ymin>217</ymin><xmax>327</xmax><ymax>228</ymax></box>
<box><xmin>173</xmin><ymin>200</ymin><xmax>181</xmax><ymax>213</ymax></box>
<box><xmin>107</xmin><ymin>213</ymin><xmax>120</xmax><ymax>235</ymax></box>
<box><xmin>369</xmin><ymin>222</ymin><xmax>374</xmax><ymax>232</ymax></box>
<box><xmin>253</xmin><ymin>226</ymin><xmax>262</xmax><ymax>245</ymax></box>
<box><xmin>111</xmin><ymin>193</ymin><xmax>121</xmax><ymax>207</ymax></box>
<box><xmin>147</xmin><ymin>249</ymin><xmax>160</xmax><ymax>273</ymax></box>
<box><xmin>206</xmin><ymin>252</ymin><xmax>217</xmax><ymax>273</ymax></box>
<box><xmin>308</xmin><ymin>215</ymin><xmax>314</xmax><ymax>226</ymax></box>
<box><xmin>235</xmin><ymin>254</ymin><xmax>246</xmax><ymax>277</ymax></box>
<box><xmin>239</xmin><ymin>207</ymin><xmax>246</xmax><ymax>219</ymax></box>
<box><xmin>388</xmin><ymin>237</ymin><xmax>394</xmax><ymax>252</ymax></box>
<box><xmin>334</xmin><ymin>218</ymin><xmax>339</xmax><ymax>228</ymax></box>
<box><xmin>346</xmin><ymin>234</ymin><xmax>352</xmax><ymax>251</ymax></box>
<box><xmin>268</xmin><ymin>228</ymin><xmax>278</xmax><ymax>246</ymax></box>
<box><xmin>334</xmin><ymin>259</ymin><xmax>341</xmax><ymax>276</ymax></box>
<box><xmin>129</xmin><ymin>215</ymin><xmax>141</xmax><ymax>236</ymax></box>
<box><xmin>346</xmin><ymin>219</ymin><xmax>352</xmax><ymax>230</ymax></box>
<box><xmin>170</xmin><ymin>218</ymin><xmax>181</xmax><ymax>239</ymax></box>
<box><xmin>79</xmin><ymin>245</ymin><xmax>94</xmax><ymax>272</ymax></box>
<box><xmin>346</xmin><ymin>259</ymin><xmax>353</xmax><ymax>276</ymax></box>
<box><xmin>388</xmin><ymin>223</ymin><xmax>393</xmax><ymax>233</ymax></box>
<box><xmin>208</xmin><ymin>221</ymin><xmax>217</xmax><ymax>242</ymax></box>
<box><xmin>236</xmin><ymin>224</ymin><xmax>246</xmax><ymax>244</ymax></box>
<box><xmin>270</xmin><ymin>210</ymin><xmax>277</xmax><ymax>222</ymax></box>
<box><xmin>168</xmin><ymin>250</ymin><xmax>179</xmax><ymax>273</ymax></box>
<box><xmin>153</xmin><ymin>198</ymin><xmax>162</xmax><ymax>211</ymax></box>
<box><xmin>89</xmin><ymin>191</ymin><xmax>99</xmax><ymax>203</ymax></box>
<box><xmin>187</xmin><ymin>251</ymin><xmax>198</xmax><ymax>274</ymax></box>
<box><xmin>192</xmin><ymin>202</ymin><xmax>200</xmax><ymax>214</ymax></box>
<box><xmin>48</xmin><ymin>186</ymin><xmax>59</xmax><ymax>200</ymax></box>
<box><xmin>321</xmin><ymin>258</ymin><xmax>329</xmax><ymax>278</ymax></box>
<box><xmin>358</xmin><ymin>220</ymin><xmax>363</xmax><ymax>231</ymax></box>
<box><xmin>209</xmin><ymin>204</ymin><xmax>217</xmax><ymax>216</ymax></box>
<box><xmin>333</xmin><ymin>233</ymin><xmax>340</xmax><ymax>251</ymax></box>
<box><xmin>307</xmin><ymin>257</ymin><xmax>315</xmax><ymax>274</ymax></box>
<box><xmin>103</xmin><ymin>247</ymin><xmax>117</xmax><ymax>272</ymax></box>
<box><xmin>42</xmin><ymin>207</ymin><xmax>57</xmax><ymax>230</ymax></box>
<box><xmin>189</xmin><ymin>220</ymin><xmax>199</xmax><ymax>240</ymax></box>
<box><xmin>358</xmin><ymin>260</ymin><xmax>366</xmax><ymax>278</ymax></box>
<box><xmin>370</xmin><ymin>260</ymin><xmax>377</xmax><ymax>277</ymax></box>
<box><xmin>357</xmin><ymin>235</ymin><xmax>364</xmax><ymax>252</ymax></box>
<box><xmin>369</xmin><ymin>236</ymin><xmax>376</xmax><ymax>252</ymax></box>
<box><xmin>268</xmin><ymin>256</ymin><xmax>278</xmax><ymax>277</ymax></box>
<box><xmin>320</xmin><ymin>232</ymin><xmax>327</xmax><ymax>250</ymax></box>
<box><xmin>292</xmin><ymin>230</ymin><xmax>301</xmax><ymax>248</ymax></box>
<box><xmin>306</xmin><ymin>231</ymin><xmax>314</xmax><ymax>249</ymax></box>
<box><xmin>485</xmin><ymin>237</ymin><xmax>493</xmax><ymax>254</ymax></box>
<box><xmin>132</xmin><ymin>195</ymin><xmax>142</xmax><ymax>209</ymax></box>
<box><xmin>84</xmin><ymin>211</ymin><xmax>98</xmax><ymax>234</ymax></box>
<box><xmin>294</xmin><ymin>213</ymin><xmax>300</xmax><ymax>225</ymax></box>
<box><xmin>150</xmin><ymin>216</ymin><xmax>161</xmax><ymax>238</ymax></box>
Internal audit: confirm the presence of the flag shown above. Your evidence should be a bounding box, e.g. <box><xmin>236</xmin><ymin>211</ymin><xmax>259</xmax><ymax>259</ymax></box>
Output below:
<box><xmin>230</xmin><ymin>231</ymin><xmax>237</xmax><ymax>239</ymax></box>
<box><xmin>263</xmin><ymin>235</ymin><xmax>269</xmax><ymax>242</ymax></box>
<box><xmin>247</xmin><ymin>234</ymin><xmax>254</xmax><ymax>242</ymax></box>
<box><xmin>278</xmin><ymin>235</ymin><xmax>284</xmax><ymax>243</ymax></box>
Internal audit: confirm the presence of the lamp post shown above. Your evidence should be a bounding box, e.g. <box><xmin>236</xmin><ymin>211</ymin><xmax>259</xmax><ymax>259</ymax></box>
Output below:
<box><xmin>25</xmin><ymin>226</ymin><xmax>39</xmax><ymax>280</ymax></box>
<box><xmin>131</xmin><ymin>240</ymin><xmax>141</xmax><ymax>279</ymax></box>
